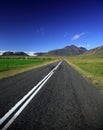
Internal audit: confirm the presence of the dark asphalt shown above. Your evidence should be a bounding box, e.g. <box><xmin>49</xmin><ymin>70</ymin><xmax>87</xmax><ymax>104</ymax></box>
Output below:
<box><xmin>0</xmin><ymin>60</ymin><xmax>103</xmax><ymax>130</ymax></box>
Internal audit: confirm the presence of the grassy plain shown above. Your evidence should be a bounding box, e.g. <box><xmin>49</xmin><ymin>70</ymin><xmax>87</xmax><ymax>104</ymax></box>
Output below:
<box><xmin>0</xmin><ymin>55</ymin><xmax>103</xmax><ymax>92</ymax></box>
<box><xmin>0</xmin><ymin>56</ymin><xmax>58</xmax><ymax>79</ymax></box>
<box><xmin>65</xmin><ymin>54</ymin><xmax>103</xmax><ymax>92</ymax></box>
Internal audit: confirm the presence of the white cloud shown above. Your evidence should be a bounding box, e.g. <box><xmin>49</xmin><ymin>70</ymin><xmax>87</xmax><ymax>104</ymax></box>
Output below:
<box><xmin>26</xmin><ymin>52</ymin><xmax>36</xmax><ymax>56</ymax></box>
<box><xmin>77</xmin><ymin>44</ymin><xmax>91</xmax><ymax>49</ymax></box>
<box><xmin>64</xmin><ymin>32</ymin><xmax>69</xmax><ymax>37</ymax></box>
<box><xmin>86</xmin><ymin>44</ymin><xmax>91</xmax><ymax>48</ymax></box>
<box><xmin>77</xmin><ymin>45</ymin><xmax>85</xmax><ymax>48</ymax></box>
<box><xmin>71</xmin><ymin>32</ymin><xmax>87</xmax><ymax>40</ymax></box>
<box><xmin>0</xmin><ymin>51</ymin><xmax>6</xmax><ymax>55</ymax></box>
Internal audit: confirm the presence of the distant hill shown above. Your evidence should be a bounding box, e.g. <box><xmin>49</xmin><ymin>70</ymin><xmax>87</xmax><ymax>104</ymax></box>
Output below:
<box><xmin>1</xmin><ymin>51</ymin><xmax>45</xmax><ymax>56</ymax></box>
<box><xmin>45</xmin><ymin>45</ymin><xmax>87</xmax><ymax>56</ymax></box>
<box><xmin>2</xmin><ymin>51</ymin><xmax>28</xmax><ymax>56</ymax></box>
<box><xmin>1</xmin><ymin>45</ymin><xmax>102</xmax><ymax>57</ymax></box>
<box><xmin>35</xmin><ymin>52</ymin><xmax>46</xmax><ymax>56</ymax></box>
<box><xmin>84</xmin><ymin>46</ymin><xmax>103</xmax><ymax>55</ymax></box>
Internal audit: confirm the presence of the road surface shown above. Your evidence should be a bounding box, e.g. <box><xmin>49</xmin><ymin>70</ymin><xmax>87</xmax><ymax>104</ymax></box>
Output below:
<box><xmin>0</xmin><ymin>60</ymin><xmax>103</xmax><ymax>130</ymax></box>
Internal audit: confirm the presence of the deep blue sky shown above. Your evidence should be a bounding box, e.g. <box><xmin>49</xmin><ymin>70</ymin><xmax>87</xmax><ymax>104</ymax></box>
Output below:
<box><xmin>0</xmin><ymin>0</ymin><xmax>103</xmax><ymax>52</ymax></box>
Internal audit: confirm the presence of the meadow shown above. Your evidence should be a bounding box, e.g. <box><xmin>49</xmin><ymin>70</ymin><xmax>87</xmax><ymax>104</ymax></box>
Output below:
<box><xmin>0</xmin><ymin>55</ymin><xmax>103</xmax><ymax>91</ymax></box>
<box><xmin>0</xmin><ymin>56</ymin><xmax>57</xmax><ymax>79</ymax></box>
<box><xmin>0</xmin><ymin>59</ymin><xmax>49</xmax><ymax>72</ymax></box>
<box><xmin>65</xmin><ymin>54</ymin><xmax>103</xmax><ymax>91</ymax></box>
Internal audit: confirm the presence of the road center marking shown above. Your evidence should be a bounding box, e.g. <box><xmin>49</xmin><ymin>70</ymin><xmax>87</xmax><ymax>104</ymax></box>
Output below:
<box><xmin>0</xmin><ymin>60</ymin><xmax>62</xmax><ymax>130</ymax></box>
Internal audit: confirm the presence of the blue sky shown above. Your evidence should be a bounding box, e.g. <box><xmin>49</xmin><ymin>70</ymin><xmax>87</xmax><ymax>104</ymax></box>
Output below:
<box><xmin>0</xmin><ymin>0</ymin><xmax>103</xmax><ymax>52</ymax></box>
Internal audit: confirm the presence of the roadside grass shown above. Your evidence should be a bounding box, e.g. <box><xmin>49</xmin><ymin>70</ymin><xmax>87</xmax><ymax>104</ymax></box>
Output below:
<box><xmin>0</xmin><ymin>59</ymin><xmax>48</xmax><ymax>72</ymax></box>
<box><xmin>1</xmin><ymin>55</ymin><xmax>103</xmax><ymax>93</ymax></box>
<box><xmin>65</xmin><ymin>55</ymin><xmax>103</xmax><ymax>93</ymax></box>
<box><xmin>0</xmin><ymin>56</ymin><xmax>58</xmax><ymax>79</ymax></box>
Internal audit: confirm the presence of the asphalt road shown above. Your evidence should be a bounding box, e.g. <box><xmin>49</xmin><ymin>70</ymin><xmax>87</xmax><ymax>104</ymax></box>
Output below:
<box><xmin>0</xmin><ymin>60</ymin><xmax>103</xmax><ymax>130</ymax></box>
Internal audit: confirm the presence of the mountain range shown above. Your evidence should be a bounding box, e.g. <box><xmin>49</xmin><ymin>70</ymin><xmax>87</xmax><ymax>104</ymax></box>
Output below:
<box><xmin>45</xmin><ymin>45</ymin><xmax>87</xmax><ymax>56</ymax></box>
<box><xmin>0</xmin><ymin>45</ymin><xmax>103</xmax><ymax>56</ymax></box>
<box><xmin>84</xmin><ymin>46</ymin><xmax>103</xmax><ymax>55</ymax></box>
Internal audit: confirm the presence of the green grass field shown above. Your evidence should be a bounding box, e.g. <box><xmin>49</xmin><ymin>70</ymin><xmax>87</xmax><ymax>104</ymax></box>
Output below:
<box><xmin>0</xmin><ymin>59</ymin><xmax>49</xmax><ymax>72</ymax></box>
<box><xmin>0</xmin><ymin>55</ymin><xmax>103</xmax><ymax>92</ymax></box>
<box><xmin>65</xmin><ymin>54</ymin><xmax>103</xmax><ymax>91</ymax></box>
<box><xmin>0</xmin><ymin>56</ymin><xmax>58</xmax><ymax>79</ymax></box>
<box><xmin>67</xmin><ymin>55</ymin><xmax>103</xmax><ymax>77</ymax></box>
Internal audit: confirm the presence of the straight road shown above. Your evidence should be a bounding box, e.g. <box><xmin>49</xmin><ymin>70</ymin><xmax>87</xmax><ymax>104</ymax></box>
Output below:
<box><xmin>0</xmin><ymin>60</ymin><xmax>103</xmax><ymax>130</ymax></box>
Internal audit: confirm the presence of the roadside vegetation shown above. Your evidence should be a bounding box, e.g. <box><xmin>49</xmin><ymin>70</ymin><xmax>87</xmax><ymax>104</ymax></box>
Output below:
<box><xmin>65</xmin><ymin>54</ymin><xmax>103</xmax><ymax>92</ymax></box>
<box><xmin>0</xmin><ymin>56</ymin><xmax>59</xmax><ymax>79</ymax></box>
<box><xmin>0</xmin><ymin>54</ymin><xmax>103</xmax><ymax>93</ymax></box>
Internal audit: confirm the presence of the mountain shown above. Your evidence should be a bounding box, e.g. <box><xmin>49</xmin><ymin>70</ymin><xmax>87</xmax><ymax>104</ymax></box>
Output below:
<box><xmin>84</xmin><ymin>46</ymin><xmax>103</xmax><ymax>55</ymax></box>
<box><xmin>1</xmin><ymin>45</ymin><xmax>102</xmax><ymax>57</ymax></box>
<box><xmin>0</xmin><ymin>51</ymin><xmax>45</xmax><ymax>56</ymax></box>
<box><xmin>35</xmin><ymin>52</ymin><xmax>46</xmax><ymax>56</ymax></box>
<box><xmin>45</xmin><ymin>45</ymin><xmax>87</xmax><ymax>56</ymax></box>
<box><xmin>2</xmin><ymin>51</ymin><xmax>28</xmax><ymax>56</ymax></box>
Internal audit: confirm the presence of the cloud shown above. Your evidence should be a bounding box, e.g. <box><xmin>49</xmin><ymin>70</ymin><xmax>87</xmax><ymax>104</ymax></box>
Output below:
<box><xmin>77</xmin><ymin>44</ymin><xmax>91</xmax><ymax>49</ymax></box>
<box><xmin>86</xmin><ymin>44</ymin><xmax>91</xmax><ymax>47</ymax></box>
<box><xmin>71</xmin><ymin>32</ymin><xmax>87</xmax><ymax>40</ymax></box>
<box><xmin>77</xmin><ymin>45</ymin><xmax>85</xmax><ymax>48</ymax></box>
<box><xmin>64</xmin><ymin>32</ymin><xmax>69</xmax><ymax>37</ymax></box>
